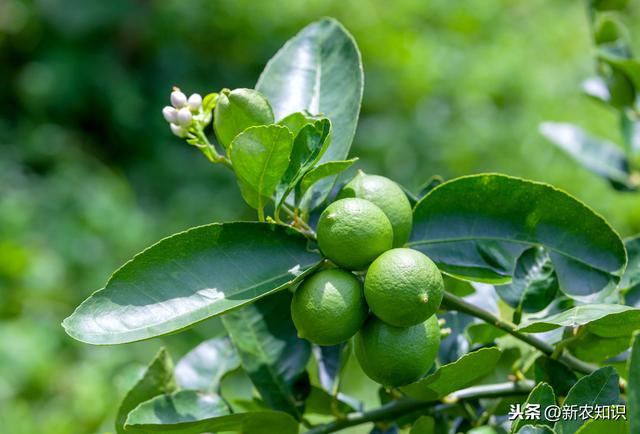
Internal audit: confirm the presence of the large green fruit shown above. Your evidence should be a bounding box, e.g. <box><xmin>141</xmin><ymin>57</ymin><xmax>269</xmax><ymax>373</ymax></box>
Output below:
<box><xmin>338</xmin><ymin>172</ymin><xmax>413</xmax><ymax>247</ymax></box>
<box><xmin>317</xmin><ymin>198</ymin><xmax>393</xmax><ymax>269</ymax></box>
<box><xmin>291</xmin><ymin>269</ymin><xmax>368</xmax><ymax>346</ymax></box>
<box><xmin>364</xmin><ymin>248</ymin><xmax>443</xmax><ymax>327</ymax></box>
<box><xmin>354</xmin><ymin>315</ymin><xmax>440</xmax><ymax>387</ymax></box>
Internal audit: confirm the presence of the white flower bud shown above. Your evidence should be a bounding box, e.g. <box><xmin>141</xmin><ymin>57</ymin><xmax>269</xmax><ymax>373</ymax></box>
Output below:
<box><xmin>171</xmin><ymin>89</ymin><xmax>187</xmax><ymax>108</ymax></box>
<box><xmin>162</xmin><ymin>106</ymin><xmax>177</xmax><ymax>123</ymax></box>
<box><xmin>187</xmin><ymin>93</ymin><xmax>203</xmax><ymax>111</ymax></box>
<box><xmin>170</xmin><ymin>123</ymin><xmax>186</xmax><ymax>138</ymax></box>
<box><xmin>176</xmin><ymin>107</ymin><xmax>193</xmax><ymax>126</ymax></box>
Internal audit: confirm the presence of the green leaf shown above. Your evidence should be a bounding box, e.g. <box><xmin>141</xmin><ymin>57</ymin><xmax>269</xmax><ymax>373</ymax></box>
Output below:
<box><xmin>534</xmin><ymin>356</ymin><xmax>577</xmax><ymax>396</ymax></box>
<box><xmin>277</xmin><ymin>111</ymin><xmax>323</xmax><ymax>137</ymax></box>
<box><xmin>256</xmin><ymin>18</ymin><xmax>364</xmax><ymax>208</ymax></box>
<box><xmin>465</xmin><ymin>323</ymin><xmax>506</xmax><ymax>345</ymax></box>
<box><xmin>598</xmin><ymin>50</ymin><xmax>640</xmax><ymax>90</ymax></box>
<box><xmin>115</xmin><ymin>348</ymin><xmax>177</xmax><ymax>434</ymax></box>
<box><xmin>629</xmin><ymin>332</ymin><xmax>640</xmax><ymax>434</ymax></box>
<box><xmin>621</xmin><ymin>236</ymin><xmax>640</xmax><ymax>290</ymax></box>
<box><xmin>125</xmin><ymin>390</ymin><xmax>299</xmax><ymax>434</ymax></box>
<box><xmin>511</xmin><ymin>382</ymin><xmax>555</xmax><ymax>433</ymax></box>
<box><xmin>213</xmin><ymin>88</ymin><xmax>274</xmax><ymax>149</ymax></box>
<box><xmin>175</xmin><ymin>337</ymin><xmax>240</xmax><ymax>392</ymax></box>
<box><xmin>516</xmin><ymin>427</ymin><xmax>556</xmax><ymax>434</ymax></box>
<box><xmin>518</xmin><ymin>304</ymin><xmax>640</xmax><ymax>336</ymax></box>
<box><xmin>299</xmin><ymin>158</ymin><xmax>358</xmax><ymax>197</ymax></box>
<box><xmin>574</xmin><ymin>419</ymin><xmax>628</xmax><ymax>434</ymax></box>
<box><xmin>63</xmin><ymin>222</ymin><xmax>321</xmax><ymax>344</ymax></box>
<box><xmin>590</xmin><ymin>0</ymin><xmax>630</xmax><ymax>11</ymax></box>
<box><xmin>409</xmin><ymin>174</ymin><xmax>627</xmax><ymax>297</ymax></box>
<box><xmin>554</xmin><ymin>367</ymin><xmax>620</xmax><ymax>434</ymax></box>
<box><xmin>566</xmin><ymin>331</ymin><xmax>631</xmax><ymax>362</ymax></box>
<box><xmin>304</xmin><ymin>386</ymin><xmax>354</xmax><ymax>416</ymax></box>
<box><xmin>229</xmin><ymin>125</ymin><xmax>295</xmax><ymax>214</ymax></box>
<box><xmin>539</xmin><ymin>122</ymin><xmax>635</xmax><ymax>191</ymax></box>
<box><xmin>401</xmin><ymin>347</ymin><xmax>502</xmax><ymax>401</ymax></box>
<box><xmin>222</xmin><ymin>291</ymin><xmax>311</xmax><ymax>419</ymax></box>
<box><xmin>495</xmin><ymin>247</ymin><xmax>558</xmax><ymax>317</ymax></box>
<box><xmin>410</xmin><ymin>416</ymin><xmax>435</xmax><ymax>434</ymax></box>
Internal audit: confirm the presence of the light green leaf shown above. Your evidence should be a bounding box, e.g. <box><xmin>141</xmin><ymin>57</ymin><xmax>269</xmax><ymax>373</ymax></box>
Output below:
<box><xmin>629</xmin><ymin>332</ymin><xmax>640</xmax><ymax>434</ymax></box>
<box><xmin>214</xmin><ymin>88</ymin><xmax>274</xmax><ymax>149</ymax></box>
<box><xmin>518</xmin><ymin>304</ymin><xmax>640</xmax><ymax>336</ymax></box>
<box><xmin>409</xmin><ymin>174</ymin><xmax>626</xmax><ymax>297</ymax></box>
<box><xmin>410</xmin><ymin>415</ymin><xmax>435</xmax><ymax>434</ymax></box>
<box><xmin>175</xmin><ymin>337</ymin><xmax>240</xmax><ymax>392</ymax></box>
<box><xmin>256</xmin><ymin>18</ymin><xmax>363</xmax><ymax>209</ymax></box>
<box><xmin>222</xmin><ymin>291</ymin><xmax>311</xmax><ymax>419</ymax></box>
<box><xmin>125</xmin><ymin>390</ymin><xmax>299</xmax><ymax>434</ymax></box>
<box><xmin>598</xmin><ymin>50</ymin><xmax>640</xmax><ymax>90</ymax></box>
<box><xmin>277</xmin><ymin>111</ymin><xmax>323</xmax><ymax>137</ymax></box>
<box><xmin>511</xmin><ymin>382</ymin><xmax>555</xmax><ymax>433</ymax></box>
<box><xmin>465</xmin><ymin>323</ymin><xmax>506</xmax><ymax>345</ymax></box>
<box><xmin>539</xmin><ymin>122</ymin><xmax>635</xmax><ymax>191</ymax></box>
<box><xmin>63</xmin><ymin>222</ymin><xmax>321</xmax><ymax>344</ymax></box>
<box><xmin>401</xmin><ymin>347</ymin><xmax>501</xmax><ymax>401</ymax></box>
<box><xmin>229</xmin><ymin>125</ymin><xmax>294</xmax><ymax>214</ymax></box>
<box><xmin>574</xmin><ymin>419</ymin><xmax>628</xmax><ymax>434</ymax></box>
<box><xmin>299</xmin><ymin>158</ymin><xmax>358</xmax><ymax>197</ymax></box>
<box><xmin>555</xmin><ymin>367</ymin><xmax>620</xmax><ymax>434</ymax></box>
<box><xmin>115</xmin><ymin>348</ymin><xmax>177</xmax><ymax>434</ymax></box>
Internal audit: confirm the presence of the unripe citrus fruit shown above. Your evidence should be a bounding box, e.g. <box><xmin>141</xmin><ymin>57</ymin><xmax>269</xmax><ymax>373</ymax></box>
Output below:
<box><xmin>338</xmin><ymin>172</ymin><xmax>413</xmax><ymax>247</ymax></box>
<box><xmin>354</xmin><ymin>315</ymin><xmax>440</xmax><ymax>386</ymax></box>
<box><xmin>317</xmin><ymin>198</ymin><xmax>393</xmax><ymax>269</ymax></box>
<box><xmin>291</xmin><ymin>269</ymin><xmax>368</xmax><ymax>346</ymax></box>
<box><xmin>364</xmin><ymin>248</ymin><xmax>443</xmax><ymax>327</ymax></box>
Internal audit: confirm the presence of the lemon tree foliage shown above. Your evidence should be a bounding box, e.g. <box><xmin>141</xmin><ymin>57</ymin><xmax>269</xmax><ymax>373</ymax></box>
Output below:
<box><xmin>64</xmin><ymin>13</ymin><xmax>640</xmax><ymax>434</ymax></box>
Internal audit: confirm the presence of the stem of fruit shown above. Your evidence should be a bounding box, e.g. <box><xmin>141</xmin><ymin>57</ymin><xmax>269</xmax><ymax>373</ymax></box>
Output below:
<box><xmin>305</xmin><ymin>381</ymin><xmax>534</xmax><ymax>434</ymax></box>
<box><xmin>441</xmin><ymin>291</ymin><xmax>598</xmax><ymax>376</ymax></box>
<box><xmin>192</xmin><ymin>129</ymin><xmax>232</xmax><ymax>168</ymax></box>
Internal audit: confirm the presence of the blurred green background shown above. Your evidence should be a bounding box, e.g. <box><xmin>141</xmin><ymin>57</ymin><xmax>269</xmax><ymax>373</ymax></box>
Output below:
<box><xmin>1</xmin><ymin>0</ymin><xmax>639</xmax><ymax>432</ymax></box>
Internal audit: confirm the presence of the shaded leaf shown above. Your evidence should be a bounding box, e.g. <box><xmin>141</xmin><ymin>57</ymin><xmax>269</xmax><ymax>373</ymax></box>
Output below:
<box><xmin>401</xmin><ymin>347</ymin><xmax>502</xmax><ymax>401</ymax></box>
<box><xmin>629</xmin><ymin>332</ymin><xmax>640</xmax><ymax>434</ymax></box>
<box><xmin>599</xmin><ymin>50</ymin><xmax>640</xmax><ymax>90</ymax></box>
<box><xmin>63</xmin><ymin>223</ymin><xmax>321</xmax><ymax>344</ymax></box>
<box><xmin>175</xmin><ymin>337</ymin><xmax>240</xmax><ymax>392</ymax></box>
<box><xmin>222</xmin><ymin>291</ymin><xmax>311</xmax><ymax>419</ymax></box>
<box><xmin>621</xmin><ymin>236</ymin><xmax>640</xmax><ymax>290</ymax></box>
<box><xmin>518</xmin><ymin>304</ymin><xmax>640</xmax><ymax>336</ymax></box>
<box><xmin>314</xmin><ymin>343</ymin><xmax>349</xmax><ymax>393</ymax></box>
<box><xmin>539</xmin><ymin>122</ymin><xmax>634</xmax><ymax>191</ymax></box>
<box><xmin>534</xmin><ymin>356</ymin><xmax>577</xmax><ymax>396</ymax></box>
<box><xmin>299</xmin><ymin>159</ymin><xmax>358</xmax><ymax>197</ymax></box>
<box><xmin>304</xmin><ymin>386</ymin><xmax>354</xmax><ymax>416</ymax></box>
<box><xmin>256</xmin><ymin>18</ymin><xmax>363</xmax><ymax>209</ymax></box>
<box><xmin>516</xmin><ymin>426</ymin><xmax>556</xmax><ymax>434</ymax></box>
<box><xmin>213</xmin><ymin>88</ymin><xmax>274</xmax><ymax>149</ymax></box>
<box><xmin>465</xmin><ymin>323</ymin><xmax>506</xmax><ymax>345</ymax></box>
<box><xmin>555</xmin><ymin>367</ymin><xmax>620</xmax><ymax>434</ymax></box>
<box><xmin>125</xmin><ymin>390</ymin><xmax>299</xmax><ymax>434</ymax></box>
<box><xmin>409</xmin><ymin>174</ymin><xmax>626</xmax><ymax>294</ymax></box>
<box><xmin>410</xmin><ymin>416</ymin><xmax>435</xmax><ymax>434</ymax></box>
<box><xmin>511</xmin><ymin>382</ymin><xmax>555</xmax><ymax>433</ymax></box>
<box><xmin>229</xmin><ymin>125</ymin><xmax>294</xmax><ymax>213</ymax></box>
<box><xmin>566</xmin><ymin>331</ymin><xmax>631</xmax><ymax>362</ymax></box>
<box><xmin>115</xmin><ymin>348</ymin><xmax>177</xmax><ymax>434</ymax></box>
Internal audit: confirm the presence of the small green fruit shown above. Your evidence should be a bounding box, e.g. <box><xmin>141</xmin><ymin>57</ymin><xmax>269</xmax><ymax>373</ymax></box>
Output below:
<box><xmin>338</xmin><ymin>172</ymin><xmax>413</xmax><ymax>247</ymax></box>
<box><xmin>354</xmin><ymin>315</ymin><xmax>440</xmax><ymax>387</ymax></box>
<box><xmin>291</xmin><ymin>269</ymin><xmax>368</xmax><ymax>346</ymax></box>
<box><xmin>364</xmin><ymin>248</ymin><xmax>443</xmax><ymax>327</ymax></box>
<box><xmin>317</xmin><ymin>198</ymin><xmax>393</xmax><ymax>269</ymax></box>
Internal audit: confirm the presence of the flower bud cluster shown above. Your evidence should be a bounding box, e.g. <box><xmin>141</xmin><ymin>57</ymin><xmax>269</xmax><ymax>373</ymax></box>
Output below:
<box><xmin>162</xmin><ymin>87</ymin><xmax>203</xmax><ymax>138</ymax></box>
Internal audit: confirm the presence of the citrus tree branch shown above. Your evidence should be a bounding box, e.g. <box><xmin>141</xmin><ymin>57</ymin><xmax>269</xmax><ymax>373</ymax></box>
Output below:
<box><xmin>305</xmin><ymin>381</ymin><xmax>534</xmax><ymax>434</ymax></box>
<box><xmin>441</xmin><ymin>291</ymin><xmax>598</xmax><ymax>375</ymax></box>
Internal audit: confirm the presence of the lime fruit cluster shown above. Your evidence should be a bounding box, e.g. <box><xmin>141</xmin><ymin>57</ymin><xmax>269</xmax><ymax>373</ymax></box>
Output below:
<box><xmin>291</xmin><ymin>173</ymin><xmax>445</xmax><ymax>387</ymax></box>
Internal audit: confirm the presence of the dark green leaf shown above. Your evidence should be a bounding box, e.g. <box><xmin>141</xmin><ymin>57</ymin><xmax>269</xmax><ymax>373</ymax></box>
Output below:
<box><xmin>222</xmin><ymin>291</ymin><xmax>311</xmax><ymax>419</ymax></box>
<box><xmin>516</xmin><ymin>426</ymin><xmax>556</xmax><ymax>434</ymax></box>
<box><xmin>256</xmin><ymin>18</ymin><xmax>364</xmax><ymax>208</ymax></box>
<box><xmin>401</xmin><ymin>347</ymin><xmax>502</xmax><ymax>401</ymax></box>
<box><xmin>410</xmin><ymin>416</ymin><xmax>435</xmax><ymax>434</ymax></box>
<box><xmin>555</xmin><ymin>367</ymin><xmax>620</xmax><ymax>434</ymax></box>
<box><xmin>575</xmin><ymin>419</ymin><xmax>628</xmax><ymax>434</ymax></box>
<box><xmin>299</xmin><ymin>158</ymin><xmax>358</xmax><ymax>197</ymax></box>
<box><xmin>495</xmin><ymin>247</ymin><xmax>558</xmax><ymax>316</ymax></box>
<box><xmin>590</xmin><ymin>0</ymin><xmax>630</xmax><ymax>11</ymax></box>
<box><xmin>628</xmin><ymin>332</ymin><xmax>640</xmax><ymax>434</ymax></box>
<box><xmin>304</xmin><ymin>385</ymin><xmax>354</xmax><ymax>416</ymax></box>
<box><xmin>599</xmin><ymin>50</ymin><xmax>640</xmax><ymax>90</ymax></box>
<box><xmin>594</xmin><ymin>15</ymin><xmax>627</xmax><ymax>45</ymax></box>
<box><xmin>410</xmin><ymin>174</ymin><xmax>626</xmax><ymax>296</ymax></box>
<box><xmin>175</xmin><ymin>337</ymin><xmax>240</xmax><ymax>392</ymax></box>
<box><xmin>621</xmin><ymin>236</ymin><xmax>640</xmax><ymax>290</ymax></box>
<box><xmin>518</xmin><ymin>304</ymin><xmax>640</xmax><ymax>336</ymax></box>
<box><xmin>63</xmin><ymin>223</ymin><xmax>321</xmax><ymax>344</ymax></box>
<box><xmin>125</xmin><ymin>390</ymin><xmax>299</xmax><ymax>434</ymax></box>
<box><xmin>229</xmin><ymin>125</ymin><xmax>294</xmax><ymax>213</ymax></box>
<box><xmin>534</xmin><ymin>356</ymin><xmax>577</xmax><ymax>396</ymax></box>
<box><xmin>511</xmin><ymin>382</ymin><xmax>555</xmax><ymax>433</ymax></box>
<box><xmin>314</xmin><ymin>343</ymin><xmax>350</xmax><ymax>393</ymax></box>
<box><xmin>539</xmin><ymin>122</ymin><xmax>635</xmax><ymax>191</ymax></box>
<box><xmin>465</xmin><ymin>323</ymin><xmax>506</xmax><ymax>345</ymax></box>
<box><xmin>566</xmin><ymin>331</ymin><xmax>631</xmax><ymax>362</ymax></box>
<box><xmin>214</xmin><ymin>88</ymin><xmax>274</xmax><ymax>149</ymax></box>
<box><xmin>115</xmin><ymin>348</ymin><xmax>177</xmax><ymax>434</ymax></box>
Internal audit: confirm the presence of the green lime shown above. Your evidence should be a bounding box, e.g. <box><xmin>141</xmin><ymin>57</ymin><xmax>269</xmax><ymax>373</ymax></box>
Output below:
<box><xmin>354</xmin><ymin>315</ymin><xmax>440</xmax><ymax>386</ymax></box>
<box><xmin>317</xmin><ymin>198</ymin><xmax>393</xmax><ymax>270</ymax></box>
<box><xmin>338</xmin><ymin>172</ymin><xmax>413</xmax><ymax>247</ymax></box>
<box><xmin>291</xmin><ymin>269</ymin><xmax>368</xmax><ymax>346</ymax></box>
<box><xmin>364</xmin><ymin>248</ymin><xmax>443</xmax><ymax>327</ymax></box>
